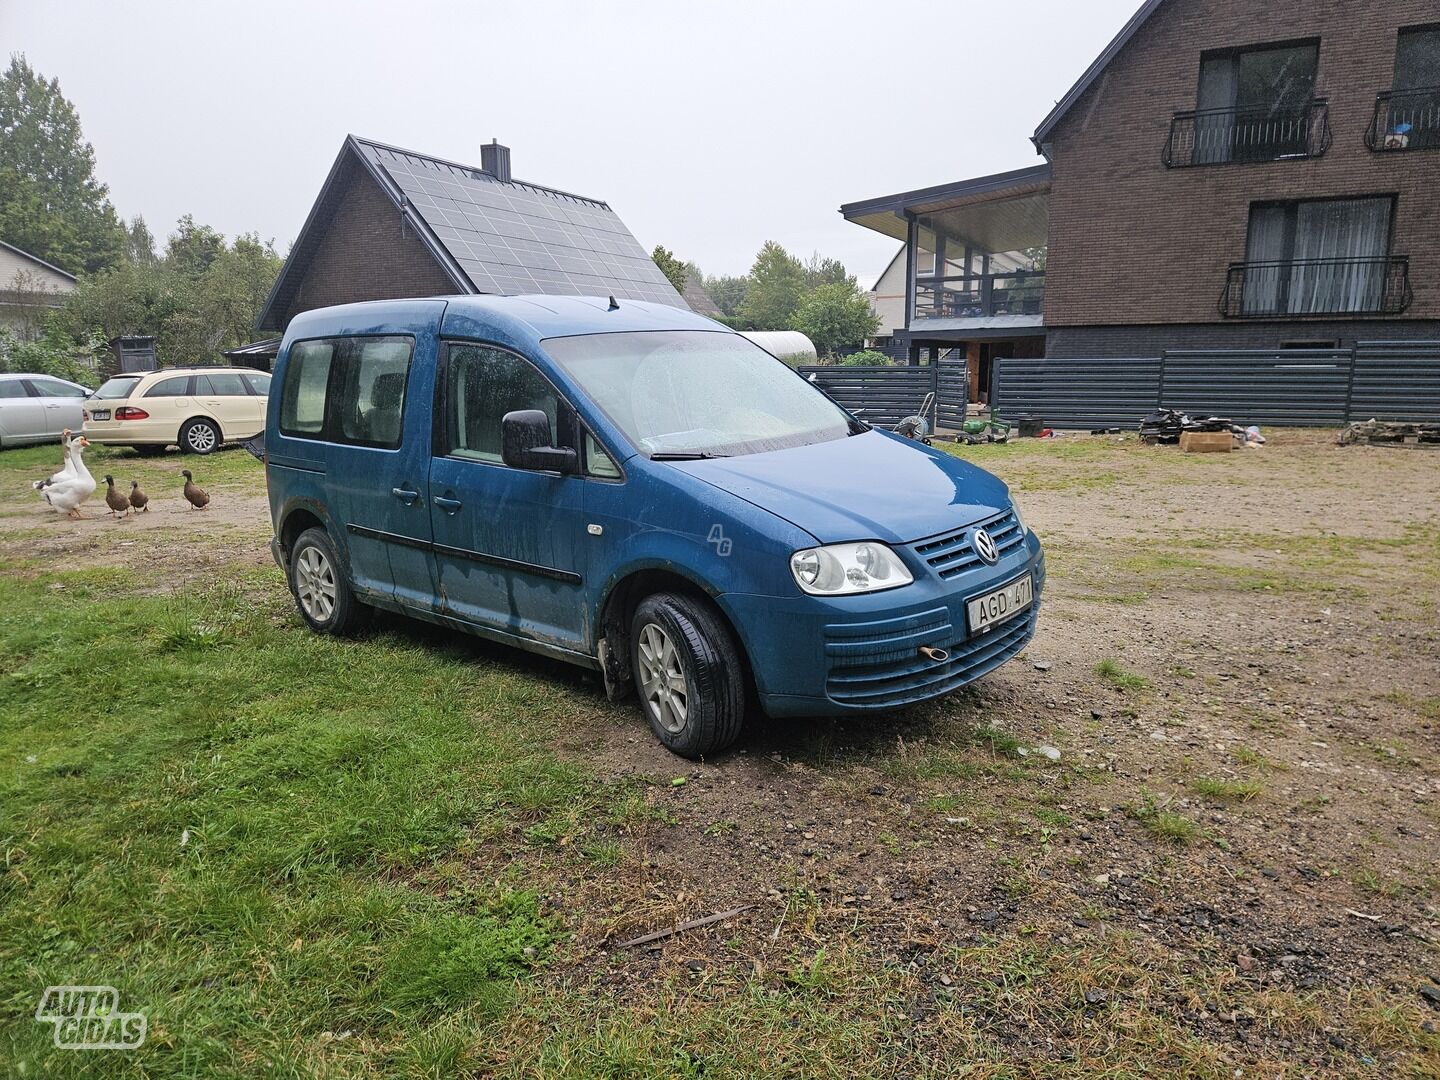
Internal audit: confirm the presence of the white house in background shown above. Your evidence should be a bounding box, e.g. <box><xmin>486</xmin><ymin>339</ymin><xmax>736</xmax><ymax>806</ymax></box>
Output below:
<box><xmin>868</xmin><ymin>245</ymin><xmax>907</xmax><ymax>353</ymax></box>
<box><xmin>0</xmin><ymin>240</ymin><xmax>77</xmax><ymax>340</ymax></box>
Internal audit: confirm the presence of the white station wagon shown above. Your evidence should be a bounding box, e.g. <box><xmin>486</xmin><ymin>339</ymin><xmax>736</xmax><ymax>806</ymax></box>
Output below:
<box><xmin>84</xmin><ymin>367</ymin><xmax>271</xmax><ymax>455</ymax></box>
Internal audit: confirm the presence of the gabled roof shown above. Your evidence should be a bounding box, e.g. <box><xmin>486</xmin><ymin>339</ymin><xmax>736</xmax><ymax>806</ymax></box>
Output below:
<box><xmin>259</xmin><ymin>135</ymin><xmax>685</xmax><ymax>331</ymax></box>
<box><xmin>681</xmin><ymin>275</ymin><xmax>723</xmax><ymax>318</ymax></box>
<box><xmin>1031</xmin><ymin>0</ymin><xmax>1167</xmax><ymax>151</ymax></box>
<box><xmin>0</xmin><ymin>239</ymin><xmax>79</xmax><ymax>284</ymax></box>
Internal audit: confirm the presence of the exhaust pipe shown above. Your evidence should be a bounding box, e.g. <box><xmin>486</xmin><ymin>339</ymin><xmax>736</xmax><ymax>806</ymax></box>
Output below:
<box><xmin>918</xmin><ymin>645</ymin><xmax>950</xmax><ymax>664</ymax></box>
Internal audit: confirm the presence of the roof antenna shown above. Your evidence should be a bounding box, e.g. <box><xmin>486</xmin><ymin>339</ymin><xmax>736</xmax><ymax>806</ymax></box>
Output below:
<box><xmin>607</xmin><ymin>295</ymin><xmax>619</xmax><ymax>310</ymax></box>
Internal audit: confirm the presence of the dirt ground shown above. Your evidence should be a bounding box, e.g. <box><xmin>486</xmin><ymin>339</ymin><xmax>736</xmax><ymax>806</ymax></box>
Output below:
<box><xmin>5</xmin><ymin>431</ymin><xmax>1439</xmax><ymax>1070</ymax></box>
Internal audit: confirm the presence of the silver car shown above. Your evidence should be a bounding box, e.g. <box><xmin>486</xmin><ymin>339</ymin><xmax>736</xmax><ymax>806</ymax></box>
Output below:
<box><xmin>0</xmin><ymin>373</ymin><xmax>91</xmax><ymax>448</ymax></box>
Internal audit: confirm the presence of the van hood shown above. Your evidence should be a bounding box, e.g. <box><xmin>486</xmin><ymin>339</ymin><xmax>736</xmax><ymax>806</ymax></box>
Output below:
<box><xmin>674</xmin><ymin>429</ymin><xmax>1011</xmax><ymax>545</ymax></box>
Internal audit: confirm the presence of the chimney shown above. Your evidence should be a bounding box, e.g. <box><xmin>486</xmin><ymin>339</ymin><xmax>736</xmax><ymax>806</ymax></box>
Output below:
<box><xmin>481</xmin><ymin>139</ymin><xmax>511</xmax><ymax>183</ymax></box>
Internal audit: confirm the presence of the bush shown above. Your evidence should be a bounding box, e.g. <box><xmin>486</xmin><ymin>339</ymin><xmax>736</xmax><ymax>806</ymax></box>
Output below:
<box><xmin>0</xmin><ymin>324</ymin><xmax>104</xmax><ymax>387</ymax></box>
<box><xmin>838</xmin><ymin>350</ymin><xmax>891</xmax><ymax>367</ymax></box>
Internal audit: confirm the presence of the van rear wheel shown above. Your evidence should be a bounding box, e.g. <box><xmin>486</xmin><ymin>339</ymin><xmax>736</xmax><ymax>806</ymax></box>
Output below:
<box><xmin>288</xmin><ymin>527</ymin><xmax>369</xmax><ymax>636</ymax></box>
<box><xmin>630</xmin><ymin>593</ymin><xmax>744</xmax><ymax>759</ymax></box>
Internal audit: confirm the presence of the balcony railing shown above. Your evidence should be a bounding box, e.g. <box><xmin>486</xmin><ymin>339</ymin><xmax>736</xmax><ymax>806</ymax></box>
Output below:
<box><xmin>1220</xmin><ymin>256</ymin><xmax>1411</xmax><ymax>318</ymax></box>
<box><xmin>1367</xmin><ymin>87</ymin><xmax>1440</xmax><ymax>151</ymax></box>
<box><xmin>1163</xmin><ymin>99</ymin><xmax>1331</xmax><ymax>167</ymax></box>
<box><xmin>913</xmin><ymin>270</ymin><xmax>1044</xmax><ymax>321</ymax></box>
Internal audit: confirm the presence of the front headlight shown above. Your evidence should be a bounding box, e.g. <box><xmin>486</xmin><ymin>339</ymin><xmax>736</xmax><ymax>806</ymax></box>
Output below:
<box><xmin>790</xmin><ymin>542</ymin><xmax>914</xmax><ymax>596</ymax></box>
<box><xmin>1012</xmin><ymin>500</ymin><xmax>1028</xmax><ymax>537</ymax></box>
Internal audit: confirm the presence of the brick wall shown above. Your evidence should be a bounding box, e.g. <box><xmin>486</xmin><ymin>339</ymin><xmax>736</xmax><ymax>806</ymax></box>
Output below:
<box><xmin>1043</xmin><ymin>0</ymin><xmax>1440</xmax><ymax>331</ymax></box>
<box><xmin>281</xmin><ymin>162</ymin><xmax>457</xmax><ymax>324</ymax></box>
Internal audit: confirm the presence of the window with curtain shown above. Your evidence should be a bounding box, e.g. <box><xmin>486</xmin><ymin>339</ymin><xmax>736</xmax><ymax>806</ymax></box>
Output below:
<box><xmin>1243</xmin><ymin>197</ymin><xmax>1394</xmax><ymax>315</ymax></box>
<box><xmin>1196</xmin><ymin>41</ymin><xmax>1319</xmax><ymax>163</ymax></box>
<box><xmin>1391</xmin><ymin>25</ymin><xmax>1440</xmax><ymax>149</ymax></box>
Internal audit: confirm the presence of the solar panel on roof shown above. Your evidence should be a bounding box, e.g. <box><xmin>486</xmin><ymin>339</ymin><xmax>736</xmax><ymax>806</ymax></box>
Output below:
<box><xmin>356</xmin><ymin>139</ymin><xmax>684</xmax><ymax>308</ymax></box>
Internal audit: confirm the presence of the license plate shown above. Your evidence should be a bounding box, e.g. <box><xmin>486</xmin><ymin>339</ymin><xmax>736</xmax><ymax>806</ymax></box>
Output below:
<box><xmin>967</xmin><ymin>574</ymin><xmax>1033</xmax><ymax>634</ymax></box>
<box><xmin>89</xmin><ymin>409</ymin><xmax>110</xmax><ymax>421</ymax></box>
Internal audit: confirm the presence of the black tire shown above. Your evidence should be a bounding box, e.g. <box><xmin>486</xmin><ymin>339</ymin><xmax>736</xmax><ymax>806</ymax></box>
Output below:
<box><xmin>630</xmin><ymin>592</ymin><xmax>745</xmax><ymax>759</ymax></box>
<box><xmin>180</xmin><ymin>418</ymin><xmax>221</xmax><ymax>455</ymax></box>
<box><xmin>131</xmin><ymin>444</ymin><xmax>166</xmax><ymax>456</ymax></box>
<box><xmin>288</xmin><ymin>527</ymin><xmax>369</xmax><ymax>636</ymax></box>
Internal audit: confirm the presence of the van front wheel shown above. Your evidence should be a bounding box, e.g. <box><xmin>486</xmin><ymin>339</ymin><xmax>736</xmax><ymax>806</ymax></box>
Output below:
<box><xmin>288</xmin><ymin>527</ymin><xmax>369</xmax><ymax>636</ymax></box>
<box><xmin>630</xmin><ymin>593</ymin><xmax>744</xmax><ymax>759</ymax></box>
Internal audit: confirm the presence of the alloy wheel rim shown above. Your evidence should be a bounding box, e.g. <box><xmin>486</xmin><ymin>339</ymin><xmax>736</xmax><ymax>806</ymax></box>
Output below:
<box><xmin>637</xmin><ymin>622</ymin><xmax>688</xmax><ymax>734</ymax></box>
<box><xmin>296</xmin><ymin>546</ymin><xmax>337</xmax><ymax>622</ymax></box>
<box><xmin>189</xmin><ymin>425</ymin><xmax>216</xmax><ymax>452</ymax></box>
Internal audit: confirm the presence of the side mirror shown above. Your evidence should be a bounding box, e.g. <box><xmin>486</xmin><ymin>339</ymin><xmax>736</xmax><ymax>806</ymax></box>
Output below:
<box><xmin>501</xmin><ymin>410</ymin><xmax>577</xmax><ymax>473</ymax></box>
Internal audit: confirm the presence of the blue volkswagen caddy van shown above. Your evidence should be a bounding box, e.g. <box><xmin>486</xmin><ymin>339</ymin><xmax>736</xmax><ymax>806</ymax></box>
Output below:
<box><xmin>265</xmin><ymin>295</ymin><xmax>1044</xmax><ymax>758</ymax></box>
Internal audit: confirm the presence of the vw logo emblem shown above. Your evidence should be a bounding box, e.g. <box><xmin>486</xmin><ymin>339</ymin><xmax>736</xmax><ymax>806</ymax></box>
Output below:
<box><xmin>973</xmin><ymin>527</ymin><xmax>999</xmax><ymax>565</ymax></box>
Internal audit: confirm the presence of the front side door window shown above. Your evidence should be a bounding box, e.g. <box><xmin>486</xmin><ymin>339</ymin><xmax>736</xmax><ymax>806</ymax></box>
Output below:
<box><xmin>428</xmin><ymin>343</ymin><xmax>589</xmax><ymax>650</ymax></box>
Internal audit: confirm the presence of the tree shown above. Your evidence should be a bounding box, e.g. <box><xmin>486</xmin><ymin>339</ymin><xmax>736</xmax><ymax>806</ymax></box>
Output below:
<box><xmin>739</xmin><ymin>241</ymin><xmax>806</xmax><ymax>330</ymax></box>
<box><xmin>790</xmin><ymin>281</ymin><xmax>880</xmax><ymax>358</ymax></box>
<box><xmin>127</xmin><ymin>216</ymin><xmax>157</xmax><ymax>265</ymax></box>
<box><xmin>0</xmin><ymin>55</ymin><xmax>126</xmax><ymax>275</ymax></box>
<box><xmin>165</xmin><ymin>215</ymin><xmax>226</xmax><ymax>278</ymax></box>
<box><xmin>704</xmin><ymin>274</ymin><xmax>750</xmax><ymax>318</ymax></box>
<box><xmin>650</xmin><ymin>245</ymin><xmax>688</xmax><ymax>294</ymax></box>
<box><xmin>804</xmin><ymin>253</ymin><xmax>853</xmax><ymax>289</ymax></box>
<box><xmin>58</xmin><ymin>217</ymin><xmax>283</xmax><ymax>366</ymax></box>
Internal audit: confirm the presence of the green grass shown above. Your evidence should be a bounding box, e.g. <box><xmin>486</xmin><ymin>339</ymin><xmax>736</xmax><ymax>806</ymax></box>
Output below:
<box><xmin>0</xmin><ymin>566</ymin><xmax>625</xmax><ymax>1077</ymax></box>
<box><xmin>1131</xmin><ymin>797</ymin><xmax>1199</xmax><ymax>843</ymax></box>
<box><xmin>1095</xmin><ymin>658</ymin><xmax>1150</xmax><ymax>691</ymax></box>
<box><xmin>1190</xmin><ymin>777</ymin><xmax>1263</xmax><ymax>802</ymax></box>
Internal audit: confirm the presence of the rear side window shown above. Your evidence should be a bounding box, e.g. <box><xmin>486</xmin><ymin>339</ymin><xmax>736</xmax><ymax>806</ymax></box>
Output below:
<box><xmin>93</xmin><ymin>377</ymin><xmax>141</xmax><ymax>400</ymax></box>
<box><xmin>27</xmin><ymin>378</ymin><xmax>86</xmax><ymax>398</ymax></box>
<box><xmin>280</xmin><ymin>341</ymin><xmax>334</xmax><ymax>436</ymax></box>
<box><xmin>244</xmin><ymin>373</ymin><xmax>272</xmax><ymax>396</ymax></box>
<box><xmin>0</xmin><ymin>380</ymin><xmax>28</xmax><ymax>399</ymax></box>
<box><xmin>198</xmin><ymin>372</ymin><xmax>249</xmax><ymax>396</ymax></box>
<box><xmin>279</xmin><ymin>336</ymin><xmax>413</xmax><ymax>449</ymax></box>
<box><xmin>444</xmin><ymin>344</ymin><xmax>558</xmax><ymax>462</ymax></box>
<box><xmin>145</xmin><ymin>375</ymin><xmax>192</xmax><ymax>398</ymax></box>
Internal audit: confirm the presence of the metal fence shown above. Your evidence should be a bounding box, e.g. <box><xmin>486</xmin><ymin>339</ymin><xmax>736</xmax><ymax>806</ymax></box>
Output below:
<box><xmin>804</xmin><ymin>343</ymin><xmax>1440</xmax><ymax>434</ymax></box>
<box><xmin>991</xmin><ymin>342</ymin><xmax>1440</xmax><ymax>428</ymax></box>
<box><xmin>798</xmin><ymin>365</ymin><xmax>943</xmax><ymax>430</ymax></box>
<box><xmin>1351</xmin><ymin>341</ymin><xmax>1440</xmax><ymax>423</ymax></box>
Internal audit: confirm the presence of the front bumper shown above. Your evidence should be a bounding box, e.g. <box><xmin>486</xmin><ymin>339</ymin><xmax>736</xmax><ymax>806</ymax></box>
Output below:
<box><xmin>722</xmin><ymin>530</ymin><xmax>1045</xmax><ymax>718</ymax></box>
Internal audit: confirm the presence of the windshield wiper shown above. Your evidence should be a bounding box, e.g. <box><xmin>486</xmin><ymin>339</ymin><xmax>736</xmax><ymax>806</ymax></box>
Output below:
<box><xmin>649</xmin><ymin>451</ymin><xmax>730</xmax><ymax>461</ymax></box>
<box><xmin>847</xmin><ymin>417</ymin><xmax>871</xmax><ymax>436</ymax></box>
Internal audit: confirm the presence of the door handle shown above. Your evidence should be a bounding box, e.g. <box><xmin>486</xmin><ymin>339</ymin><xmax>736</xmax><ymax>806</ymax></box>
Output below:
<box><xmin>433</xmin><ymin>495</ymin><xmax>463</xmax><ymax>513</ymax></box>
<box><xmin>391</xmin><ymin>486</ymin><xmax>420</xmax><ymax>505</ymax></box>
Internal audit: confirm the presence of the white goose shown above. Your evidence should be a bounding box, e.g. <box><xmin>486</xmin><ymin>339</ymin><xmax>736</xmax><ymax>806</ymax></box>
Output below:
<box><xmin>32</xmin><ymin>429</ymin><xmax>78</xmax><ymax>491</ymax></box>
<box><xmin>39</xmin><ymin>435</ymin><xmax>96</xmax><ymax>519</ymax></box>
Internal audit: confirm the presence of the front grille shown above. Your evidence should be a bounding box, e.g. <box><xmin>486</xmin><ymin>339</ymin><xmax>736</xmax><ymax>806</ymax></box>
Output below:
<box><xmin>913</xmin><ymin>511</ymin><xmax>1025</xmax><ymax>579</ymax></box>
<box><xmin>824</xmin><ymin>607</ymin><xmax>1038</xmax><ymax>708</ymax></box>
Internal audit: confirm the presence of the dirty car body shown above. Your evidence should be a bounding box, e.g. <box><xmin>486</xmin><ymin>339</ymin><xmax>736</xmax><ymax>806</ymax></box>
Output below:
<box><xmin>265</xmin><ymin>295</ymin><xmax>1044</xmax><ymax>757</ymax></box>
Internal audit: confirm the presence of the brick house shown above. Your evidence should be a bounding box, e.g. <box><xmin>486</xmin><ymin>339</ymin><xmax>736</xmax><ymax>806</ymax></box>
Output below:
<box><xmin>257</xmin><ymin>135</ymin><xmax>686</xmax><ymax>336</ymax></box>
<box><xmin>841</xmin><ymin>0</ymin><xmax>1440</xmax><ymax>382</ymax></box>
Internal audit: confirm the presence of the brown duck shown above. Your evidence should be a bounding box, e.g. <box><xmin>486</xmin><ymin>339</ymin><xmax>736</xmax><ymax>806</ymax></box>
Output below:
<box><xmin>129</xmin><ymin>480</ymin><xmax>149</xmax><ymax>513</ymax></box>
<box><xmin>181</xmin><ymin>469</ymin><xmax>210</xmax><ymax>510</ymax></box>
<box><xmin>103</xmin><ymin>475</ymin><xmax>131</xmax><ymax>517</ymax></box>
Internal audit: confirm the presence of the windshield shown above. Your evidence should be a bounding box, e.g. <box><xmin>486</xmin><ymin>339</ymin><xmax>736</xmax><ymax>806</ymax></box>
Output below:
<box><xmin>543</xmin><ymin>331</ymin><xmax>853</xmax><ymax>458</ymax></box>
<box><xmin>93</xmin><ymin>376</ymin><xmax>141</xmax><ymax>400</ymax></box>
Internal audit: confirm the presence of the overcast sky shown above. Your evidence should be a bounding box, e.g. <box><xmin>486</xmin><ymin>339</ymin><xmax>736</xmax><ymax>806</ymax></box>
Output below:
<box><xmin>4</xmin><ymin>0</ymin><xmax>1139</xmax><ymax>285</ymax></box>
